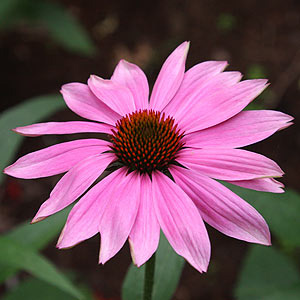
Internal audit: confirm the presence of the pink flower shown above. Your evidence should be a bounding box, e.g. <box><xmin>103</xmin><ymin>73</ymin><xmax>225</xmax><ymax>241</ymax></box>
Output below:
<box><xmin>4</xmin><ymin>42</ymin><xmax>293</xmax><ymax>273</ymax></box>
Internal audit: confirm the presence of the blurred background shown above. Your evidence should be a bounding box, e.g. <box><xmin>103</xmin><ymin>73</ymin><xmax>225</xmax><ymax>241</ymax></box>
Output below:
<box><xmin>0</xmin><ymin>0</ymin><xmax>299</xmax><ymax>299</ymax></box>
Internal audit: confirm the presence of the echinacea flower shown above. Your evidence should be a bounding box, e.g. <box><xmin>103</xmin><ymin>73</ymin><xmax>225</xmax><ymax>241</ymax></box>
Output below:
<box><xmin>4</xmin><ymin>42</ymin><xmax>293</xmax><ymax>273</ymax></box>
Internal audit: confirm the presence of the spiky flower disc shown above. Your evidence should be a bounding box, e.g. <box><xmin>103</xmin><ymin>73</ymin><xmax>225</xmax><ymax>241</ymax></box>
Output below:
<box><xmin>111</xmin><ymin>109</ymin><xmax>184</xmax><ymax>174</ymax></box>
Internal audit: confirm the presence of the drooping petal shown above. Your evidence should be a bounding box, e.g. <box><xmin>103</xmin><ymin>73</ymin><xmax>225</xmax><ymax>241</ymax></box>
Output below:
<box><xmin>129</xmin><ymin>174</ymin><xmax>160</xmax><ymax>267</ymax></box>
<box><xmin>184</xmin><ymin>110</ymin><xmax>293</xmax><ymax>148</ymax></box>
<box><xmin>163</xmin><ymin>60</ymin><xmax>228</xmax><ymax>116</ymax></box>
<box><xmin>177</xmin><ymin>148</ymin><xmax>283</xmax><ymax>181</ymax></box>
<box><xmin>178</xmin><ymin>79</ymin><xmax>268</xmax><ymax>133</ymax></box>
<box><xmin>4</xmin><ymin>139</ymin><xmax>110</xmax><ymax>179</ymax></box>
<box><xmin>149</xmin><ymin>42</ymin><xmax>190</xmax><ymax>111</ymax></box>
<box><xmin>171</xmin><ymin>166</ymin><xmax>271</xmax><ymax>245</ymax></box>
<box><xmin>88</xmin><ymin>75</ymin><xmax>136</xmax><ymax>116</ymax></box>
<box><xmin>227</xmin><ymin>178</ymin><xmax>284</xmax><ymax>193</ymax></box>
<box><xmin>111</xmin><ymin>60</ymin><xmax>149</xmax><ymax>110</ymax></box>
<box><xmin>57</xmin><ymin>168</ymin><xmax>126</xmax><ymax>249</ymax></box>
<box><xmin>152</xmin><ymin>171</ymin><xmax>210</xmax><ymax>273</ymax></box>
<box><xmin>32</xmin><ymin>153</ymin><xmax>115</xmax><ymax>223</ymax></box>
<box><xmin>98</xmin><ymin>170</ymin><xmax>141</xmax><ymax>264</ymax></box>
<box><xmin>61</xmin><ymin>83</ymin><xmax>121</xmax><ymax>125</ymax></box>
<box><xmin>165</xmin><ymin>71</ymin><xmax>241</xmax><ymax>120</ymax></box>
<box><xmin>13</xmin><ymin>121</ymin><xmax>115</xmax><ymax>137</ymax></box>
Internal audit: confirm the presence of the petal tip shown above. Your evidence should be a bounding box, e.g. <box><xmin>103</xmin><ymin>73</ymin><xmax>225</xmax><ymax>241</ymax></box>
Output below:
<box><xmin>3</xmin><ymin>165</ymin><xmax>13</xmax><ymax>176</ymax></box>
<box><xmin>88</xmin><ymin>74</ymin><xmax>101</xmax><ymax>84</ymax></box>
<box><xmin>12</xmin><ymin>127</ymin><xmax>33</xmax><ymax>137</ymax></box>
<box><xmin>60</xmin><ymin>82</ymin><xmax>77</xmax><ymax>94</ymax></box>
<box><xmin>98</xmin><ymin>254</ymin><xmax>108</xmax><ymax>265</ymax></box>
<box><xmin>119</xmin><ymin>58</ymin><xmax>130</xmax><ymax>66</ymax></box>
<box><xmin>260</xmin><ymin>236</ymin><xmax>272</xmax><ymax>246</ymax></box>
<box><xmin>128</xmin><ymin>238</ymin><xmax>137</xmax><ymax>266</ymax></box>
<box><xmin>31</xmin><ymin>216</ymin><xmax>47</xmax><ymax>224</ymax></box>
<box><xmin>279</xmin><ymin>121</ymin><xmax>294</xmax><ymax>131</ymax></box>
<box><xmin>11</xmin><ymin>128</ymin><xmax>18</xmax><ymax>134</ymax></box>
<box><xmin>216</xmin><ymin>60</ymin><xmax>229</xmax><ymax>71</ymax></box>
<box><xmin>56</xmin><ymin>226</ymin><xmax>67</xmax><ymax>248</ymax></box>
<box><xmin>176</xmin><ymin>41</ymin><xmax>190</xmax><ymax>59</ymax></box>
<box><xmin>88</xmin><ymin>75</ymin><xmax>110</xmax><ymax>88</ymax></box>
<box><xmin>182</xmin><ymin>41</ymin><xmax>190</xmax><ymax>56</ymax></box>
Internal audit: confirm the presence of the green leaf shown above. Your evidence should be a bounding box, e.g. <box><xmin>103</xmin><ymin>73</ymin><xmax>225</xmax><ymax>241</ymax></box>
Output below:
<box><xmin>122</xmin><ymin>232</ymin><xmax>185</xmax><ymax>300</ymax></box>
<box><xmin>246</xmin><ymin>64</ymin><xmax>267</xmax><ymax>79</ymax></box>
<box><xmin>152</xmin><ymin>234</ymin><xmax>185</xmax><ymax>300</ymax></box>
<box><xmin>261</xmin><ymin>284</ymin><xmax>300</xmax><ymax>300</ymax></box>
<box><xmin>34</xmin><ymin>1</ymin><xmax>96</xmax><ymax>56</ymax></box>
<box><xmin>0</xmin><ymin>206</ymin><xmax>72</xmax><ymax>283</ymax></box>
<box><xmin>0</xmin><ymin>0</ymin><xmax>23</xmax><ymax>28</ymax></box>
<box><xmin>244</xmin><ymin>101</ymin><xmax>265</xmax><ymax>110</ymax></box>
<box><xmin>122</xmin><ymin>263</ymin><xmax>145</xmax><ymax>300</ymax></box>
<box><xmin>234</xmin><ymin>245</ymin><xmax>300</xmax><ymax>300</ymax></box>
<box><xmin>0</xmin><ymin>236</ymin><xmax>83</xmax><ymax>299</ymax></box>
<box><xmin>0</xmin><ymin>94</ymin><xmax>65</xmax><ymax>184</ymax></box>
<box><xmin>1</xmin><ymin>278</ymin><xmax>76</xmax><ymax>300</ymax></box>
<box><xmin>216</xmin><ymin>13</ymin><xmax>236</xmax><ymax>32</ymax></box>
<box><xmin>225</xmin><ymin>184</ymin><xmax>300</xmax><ymax>248</ymax></box>
<box><xmin>7</xmin><ymin>206</ymin><xmax>71</xmax><ymax>250</ymax></box>
<box><xmin>1</xmin><ymin>277</ymin><xmax>94</xmax><ymax>300</ymax></box>
<box><xmin>0</xmin><ymin>0</ymin><xmax>95</xmax><ymax>56</ymax></box>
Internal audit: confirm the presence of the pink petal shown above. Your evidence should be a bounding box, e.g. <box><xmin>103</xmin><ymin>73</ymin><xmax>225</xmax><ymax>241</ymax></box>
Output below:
<box><xmin>32</xmin><ymin>153</ymin><xmax>115</xmax><ymax>223</ymax></box>
<box><xmin>171</xmin><ymin>166</ymin><xmax>271</xmax><ymax>245</ymax></box>
<box><xmin>111</xmin><ymin>60</ymin><xmax>149</xmax><ymax>110</ymax></box>
<box><xmin>13</xmin><ymin>121</ymin><xmax>115</xmax><ymax>137</ymax></box>
<box><xmin>88</xmin><ymin>75</ymin><xmax>136</xmax><ymax>116</ymax></box>
<box><xmin>4</xmin><ymin>139</ymin><xmax>110</xmax><ymax>179</ymax></box>
<box><xmin>178</xmin><ymin>79</ymin><xmax>268</xmax><ymax>133</ymax></box>
<box><xmin>98</xmin><ymin>170</ymin><xmax>141</xmax><ymax>264</ymax></box>
<box><xmin>152</xmin><ymin>171</ymin><xmax>210</xmax><ymax>273</ymax></box>
<box><xmin>165</xmin><ymin>70</ymin><xmax>241</xmax><ymax>120</ymax></box>
<box><xmin>227</xmin><ymin>178</ymin><xmax>284</xmax><ymax>193</ymax></box>
<box><xmin>150</xmin><ymin>42</ymin><xmax>190</xmax><ymax>111</ymax></box>
<box><xmin>61</xmin><ymin>83</ymin><xmax>121</xmax><ymax>125</ymax></box>
<box><xmin>168</xmin><ymin>61</ymin><xmax>228</xmax><ymax>115</ymax></box>
<box><xmin>57</xmin><ymin>168</ymin><xmax>126</xmax><ymax>249</ymax></box>
<box><xmin>185</xmin><ymin>110</ymin><xmax>293</xmax><ymax>148</ymax></box>
<box><xmin>177</xmin><ymin>148</ymin><xmax>283</xmax><ymax>181</ymax></box>
<box><xmin>163</xmin><ymin>60</ymin><xmax>228</xmax><ymax>116</ymax></box>
<box><xmin>129</xmin><ymin>174</ymin><xmax>160</xmax><ymax>267</ymax></box>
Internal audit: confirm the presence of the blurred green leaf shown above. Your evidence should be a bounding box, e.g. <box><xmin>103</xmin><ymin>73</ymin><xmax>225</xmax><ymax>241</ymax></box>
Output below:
<box><xmin>0</xmin><ymin>0</ymin><xmax>23</xmax><ymax>28</ymax></box>
<box><xmin>244</xmin><ymin>101</ymin><xmax>265</xmax><ymax>110</ymax></box>
<box><xmin>246</xmin><ymin>64</ymin><xmax>267</xmax><ymax>79</ymax></box>
<box><xmin>261</xmin><ymin>284</ymin><xmax>300</xmax><ymax>300</ymax></box>
<box><xmin>243</xmin><ymin>63</ymin><xmax>268</xmax><ymax>108</ymax></box>
<box><xmin>0</xmin><ymin>236</ymin><xmax>83</xmax><ymax>299</ymax></box>
<box><xmin>225</xmin><ymin>184</ymin><xmax>300</xmax><ymax>248</ymax></box>
<box><xmin>0</xmin><ymin>0</ymin><xmax>96</xmax><ymax>56</ymax></box>
<box><xmin>235</xmin><ymin>245</ymin><xmax>300</xmax><ymax>300</ymax></box>
<box><xmin>216</xmin><ymin>13</ymin><xmax>236</xmax><ymax>32</ymax></box>
<box><xmin>7</xmin><ymin>206</ymin><xmax>71</xmax><ymax>249</ymax></box>
<box><xmin>0</xmin><ymin>94</ymin><xmax>65</xmax><ymax>184</ymax></box>
<box><xmin>122</xmin><ymin>232</ymin><xmax>185</xmax><ymax>300</ymax></box>
<box><xmin>1</xmin><ymin>278</ymin><xmax>81</xmax><ymax>300</ymax></box>
<box><xmin>152</xmin><ymin>234</ymin><xmax>185</xmax><ymax>300</ymax></box>
<box><xmin>122</xmin><ymin>262</ymin><xmax>145</xmax><ymax>299</ymax></box>
<box><xmin>34</xmin><ymin>1</ymin><xmax>96</xmax><ymax>56</ymax></box>
<box><xmin>0</xmin><ymin>206</ymin><xmax>72</xmax><ymax>283</ymax></box>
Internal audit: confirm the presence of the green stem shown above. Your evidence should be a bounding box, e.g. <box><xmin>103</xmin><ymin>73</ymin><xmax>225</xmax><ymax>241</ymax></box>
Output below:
<box><xmin>143</xmin><ymin>253</ymin><xmax>156</xmax><ymax>300</ymax></box>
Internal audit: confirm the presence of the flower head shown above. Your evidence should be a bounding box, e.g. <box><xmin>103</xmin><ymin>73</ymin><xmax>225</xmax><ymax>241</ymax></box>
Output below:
<box><xmin>4</xmin><ymin>42</ymin><xmax>293</xmax><ymax>272</ymax></box>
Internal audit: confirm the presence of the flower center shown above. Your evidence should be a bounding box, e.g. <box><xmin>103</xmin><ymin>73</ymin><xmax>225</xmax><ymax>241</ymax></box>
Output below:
<box><xmin>111</xmin><ymin>109</ymin><xmax>184</xmax><ymax>174</ymax></box>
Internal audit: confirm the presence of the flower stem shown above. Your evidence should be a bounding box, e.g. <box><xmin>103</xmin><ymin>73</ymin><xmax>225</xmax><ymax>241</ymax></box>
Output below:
<box><xmin>143</xmin><ymin>253</ymin><xmax>156</xmax><ymax>300</ymax></box>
